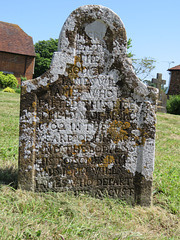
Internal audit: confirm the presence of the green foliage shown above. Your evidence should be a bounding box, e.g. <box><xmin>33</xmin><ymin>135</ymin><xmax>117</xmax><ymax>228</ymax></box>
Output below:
<box><xmin>127</xmin><ymin>38</ymin><xmax>134</xmax><ymax>58</ymax></box>
<box><xmin>14</xmin><ymin>88</ymin><xmax>21</xmax><ymax>94</ymax></box>
<box><xmin>0</xmin><ymin>72</ymin><xmax>18</xmax><ymax>88</ymax></box>
<box><xmin>167</xmin><ymin>95</ymin><xmax>180</xmax><ymax>115</ymax></box>
<box><xmin>34</xmin><ymin>38</ymin><xmax>58</xmax><ymax>78</ymax></box>
<box><xmin>20</xmin><ymin>76</ymin><xmax>27</xmax><ymax>82</ymax></box>
<box><xmin>2</xmin><ymin>87</ymin><xmax>15</xmax><ymax>93</ymax></box>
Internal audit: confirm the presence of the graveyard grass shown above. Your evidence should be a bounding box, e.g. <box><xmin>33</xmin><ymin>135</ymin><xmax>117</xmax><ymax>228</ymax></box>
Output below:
<box><xmin>0</xmin><ymin>91</ymin><xmax>179</xmax><ymax>240</ymax></box>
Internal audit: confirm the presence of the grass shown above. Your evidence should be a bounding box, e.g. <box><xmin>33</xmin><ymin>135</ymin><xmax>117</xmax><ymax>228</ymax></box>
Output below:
<box><xmin>153</xmin><ymin>113</ymin><xmax>180</xmax><ymax>215</ymax></box>
<box><xmin>0</xmin><ymin>91</ymin><xmax>180</xmax><ymax>239</ymax></box>
<box><xmin>0</xmin><ymin>91</ymin><xmax>19</xmax><ymax>187</ymax></box>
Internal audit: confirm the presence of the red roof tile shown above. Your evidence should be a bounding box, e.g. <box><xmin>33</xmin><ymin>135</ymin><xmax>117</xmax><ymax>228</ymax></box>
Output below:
<box><xmin>168</xmin><ymin>65</ymin><xmax>180</xmax><ymax>71</ymax></box>
<box><xmin>0</xmin><ymin>21</ymin><xmax>36</xmax><ymax>56</ymax></box>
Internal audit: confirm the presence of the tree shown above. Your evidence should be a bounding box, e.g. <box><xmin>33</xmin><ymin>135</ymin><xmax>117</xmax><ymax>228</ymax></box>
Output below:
<box><xmin>34</xmin><ymin>38</ymin><xmax>58</xmax><ymax>78</ymax></box>
<box><xmin>127</xmin><ymin>38</ymin><xmax>134</xmax><ymax>58</ymax></box>
<box><xmin>132</xmin><ymin>57</ymin><xmax>156</xmax><ymax>81</ymax></box>
<box><xmin>127</xmin><ymin>39</ymin><xmax>156</xmax><ymax>82</ymax></box>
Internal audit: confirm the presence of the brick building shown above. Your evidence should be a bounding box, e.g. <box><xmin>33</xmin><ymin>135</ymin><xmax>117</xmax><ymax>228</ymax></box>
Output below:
<box><xmin>167</xmin><ymin>65</ymin><xmax>180</xmax><ymax>95</ymax></box>
<box><xmin>0</xmin><ymin>21</ymin><xmax>36</xmax><ymax>84</ymax></box>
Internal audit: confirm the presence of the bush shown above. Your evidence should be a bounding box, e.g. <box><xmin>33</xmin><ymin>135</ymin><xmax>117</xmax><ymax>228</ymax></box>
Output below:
<box><xmin>14</xmin><ymin>88</ymin><xmax>21</xmax><ymax>94</ymax></box>
<box><xmin>20</xmin><ymin>76</ymin><xmax>27</xmax><ymax>82</ymax></box>
<box><xmin>2</xmin><ymin>87</ymin><xmax>15</xmax><ymax>93</ymax></box>
<box><xmin>167</xmin><ymin>95</ymin><xmax>180</xmax><ymax>115</ymax></box>
<box><xmin>0</xmin><ymin>72</ymin><xmax>18</xmax><ymax>88</ymax></box>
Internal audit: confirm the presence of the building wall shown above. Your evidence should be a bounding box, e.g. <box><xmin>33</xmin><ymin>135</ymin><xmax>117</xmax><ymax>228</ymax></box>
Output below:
<box><xmin>0</xmin><ymin>51</ymin><xmax>35</xmax><ymax>84</ymax></box>
<box><xmin>168</xmin><ymin>71</ymin><xmax>180</xmax><ymax>95</ymax></box>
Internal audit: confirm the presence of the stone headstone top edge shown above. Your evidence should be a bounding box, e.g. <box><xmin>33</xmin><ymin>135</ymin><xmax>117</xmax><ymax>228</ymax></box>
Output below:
<box><xmin>58</xmin><ymin>5</ymin><xmax>126</xmax><ymax>52</ymax></box>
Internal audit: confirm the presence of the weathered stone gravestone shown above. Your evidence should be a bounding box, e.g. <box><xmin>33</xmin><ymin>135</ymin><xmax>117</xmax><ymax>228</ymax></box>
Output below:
<box><xmin>152</xmin><ymin>73</ymin><xmax>167</xmax><ymax>113</ymax></box>
<box><xmin>18</xmin><ymin>5</ymin><xmax>158</xmax><ymax>206</ymax></box>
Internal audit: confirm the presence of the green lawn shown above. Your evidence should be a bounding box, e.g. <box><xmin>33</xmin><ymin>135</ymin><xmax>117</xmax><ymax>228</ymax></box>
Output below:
<box><xmin>0</xmin><ymin>91</ymin><xmax>179</xmax><ymax>240</ymax></box>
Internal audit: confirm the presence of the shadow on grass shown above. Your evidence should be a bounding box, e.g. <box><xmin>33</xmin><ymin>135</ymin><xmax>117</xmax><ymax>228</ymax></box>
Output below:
<box><xmin>0</xmin><ymin>167</ymin><xmax>18</xmax><ymax>188</ymax></box>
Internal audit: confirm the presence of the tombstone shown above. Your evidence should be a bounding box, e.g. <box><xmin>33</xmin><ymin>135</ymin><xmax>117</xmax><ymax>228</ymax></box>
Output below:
<box><xmin>152</xmin><ymin>73</ymin><xmax>167</xmax><ymax>113</ymax></box>
<box><xmin>18</xmin><ymin>5</ymin><xmax>158</xmax><ymax>206</ymax></box>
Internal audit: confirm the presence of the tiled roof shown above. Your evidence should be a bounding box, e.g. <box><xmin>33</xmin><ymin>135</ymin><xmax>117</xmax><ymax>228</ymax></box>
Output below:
<box><xmin>0</xmin><ymin>21</ymin><xmax>36</xmax><ymax>56</ymax></box>
<box><xmin>168</xmin><ymin>65</ymin><xmax>180</xmax><ymax>71</ymax></box>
